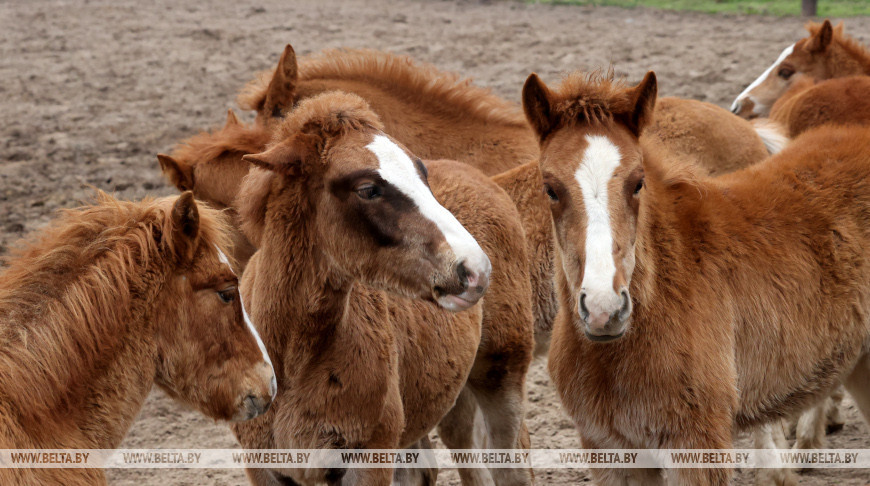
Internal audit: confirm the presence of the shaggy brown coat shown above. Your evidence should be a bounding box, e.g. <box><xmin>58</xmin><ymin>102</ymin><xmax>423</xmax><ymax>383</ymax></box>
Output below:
<box><xmin>230</xmin><ymin>92</ymin><xmax>534</xmax><ymax>485</ymax></box>
<box><xmin>0</xmin><ymin>192</ymin><xmax>274</xmax><ymax>485</ymax></box>
<box><xmin>526</xmin><ymin>71</ymin><xmax>870</xmax><ymax>485</ymax></box>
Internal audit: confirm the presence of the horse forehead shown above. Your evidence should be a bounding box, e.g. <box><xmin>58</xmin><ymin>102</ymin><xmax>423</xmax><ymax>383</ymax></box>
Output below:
<box><xmin>366</xmin><ymin>134</ymin><xmax>420</xmax><ymax>181</ymax></box>
<box><xmin>741</xmin><ymin>43</ymin><xmax>797</xmax><ymax>94</ymax></box>
<box><xmin>574</xmin><ymin>135</ymin><xmax>623</xmax><ymax>194</ymax></box>
<box><xmin>214</xmin><ymin>246</ymin><xmax>237</xmax><ymax>275</ymax></box>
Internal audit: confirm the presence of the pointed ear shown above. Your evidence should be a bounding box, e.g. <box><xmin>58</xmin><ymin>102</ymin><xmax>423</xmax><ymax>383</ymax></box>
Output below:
<box><xmin>522</xmin><ymin>73</ymin><xmax>556</xmax><ymax>140</ymax></box>
<box><xmin>808</xmin><ymin>20</ymin><xmax>834</xmax><ymax>53</ymax></box>
<box><xmin>833</xmin><ymin>21</ymin><xmax>845</xmax><ymax>37</ymax></box>
<box><xmin>225</xmin><ymin>109</ymin><xmax>241</xmax><ymax>128</ymax></box>
<box><xmin>241</xmin><ymin>136</ymin><xmax>313</xmax><ymax>177</ymax></box>
<box><xmin>622</xmin><ymin>71</ymin><xmax>657</xmax><ymax>138</ymax></box>
<box><xmin>262</xmin><ymin>44</ymin><xmax>299</xmax><ymax>119</ymax></box>
<box><xmin>170</xmin><ymin>191</ymin><xmax>200</xmax><ymax>262</ymax></box>
<box><xmin>157</xmin><ymin>154</ymin><xmax>194</xmax><ymax>192</ymax></box>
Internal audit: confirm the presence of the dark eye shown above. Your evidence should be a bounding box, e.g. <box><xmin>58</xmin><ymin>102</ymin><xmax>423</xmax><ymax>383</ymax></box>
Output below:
<box><xmin>778</xmin><ymin>67</ymin><xmax>794</xmax><ymax>80</ymax></box>
<box><xmin>544</xmin><ymin>184</ymin><xmax>559</xmax><ymax>202</ymax></box>
<box><xmin>356</xmin><ymin>183</ymin><xmax>382</xmax><ymax>200</ymax></box>
<box><xmin>217</xmin><ymin>287</ymin><xmax>236</xmax><ymax>303</ymax></box>
<box><xmin>633</xmin><ymin>177</ymin><xmax>644</xmax><ymax>195</ymax></box>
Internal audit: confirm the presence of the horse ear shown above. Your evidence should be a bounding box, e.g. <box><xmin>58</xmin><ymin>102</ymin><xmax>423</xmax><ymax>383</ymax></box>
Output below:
<box><xmin>157</xmin><ymin>154</ymin><xmax>194</xmax><ymax>192</ymax></box>
<box><xmin>808</xmin><ymin>20</ymin><xmax>834</xmax><ymax>53</ymax></box>
<box><xmin>242</xmin><ymin>136</ymin><xmax>312</xmax><ymax>177</ymax></box>
<box><xmin>523</xmin><ymin>73</ymin><xmax>557</xmax><ymax>140</ymax></box>
<box><xmin>622</xmin><ymin>71</ymin><xmax>657</xmax><ymax>138</ymax></box>
<box><xmin>225</xmin><ymin>109</ymin><xmax>241</xmax><ymax>128</ymax></box>
<box><xmin>833</xmin><ymin>21</ymin><xmax>845</xmax><ymax>37</ymax></box>
<box><xmin>262</xmin><ymin>44</ymin><xmax>299</xmax><ymax>119</ymax></box>
<box><xmin>170</xmin><ymin>191</ymin><xmax>200</xmax><ymax>262</ymax></box>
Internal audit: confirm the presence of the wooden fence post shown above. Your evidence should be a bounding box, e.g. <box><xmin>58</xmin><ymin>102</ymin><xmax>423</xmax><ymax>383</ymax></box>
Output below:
<box><xmin>802</xmin><ymin>0</ymin><xmax>818</xmax><ymax>16</ymax></box>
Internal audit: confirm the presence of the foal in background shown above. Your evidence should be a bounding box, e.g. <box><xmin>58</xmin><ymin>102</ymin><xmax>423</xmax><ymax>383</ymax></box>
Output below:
<box><xmin>0</xmin><ymin>192</ymin><xmax>275</xmax><ymax>486</ymax></box>
<box><xmin>525</xmin><ymin>71</ymin><xmax>870</xmax><ymax>485</ymax></box>
<box><xmin>732</xmin><ymin>20</ymin><xmax>870</xmax><ymax>119</ymax></box>
<box><xmin>231</xmin><ymin>92</ymin><xmax>533</xmax><ymax>485</ymax></box>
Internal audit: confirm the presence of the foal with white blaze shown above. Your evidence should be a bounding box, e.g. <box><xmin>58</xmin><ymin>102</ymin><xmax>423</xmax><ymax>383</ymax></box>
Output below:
<box><xmin>732</xmin><ymin>20</ymin><xmax>870</xmax><ymax>119</ymax></box>
<box><xmin>526</xmin><ymin>71</ymin><xmax>870</xmax><ymax>485</ymax></box>
<box><xmin>232</xmin><ymin>92</ymin><xmax>533</xmax><ymax>485</ymax></box>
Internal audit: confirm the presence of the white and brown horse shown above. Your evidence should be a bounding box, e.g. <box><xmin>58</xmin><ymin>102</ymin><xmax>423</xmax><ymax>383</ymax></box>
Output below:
<box><xmin>0</xmin><ymin>192</ymin><xmax>275</xmax><ymax>485</ymax></box>
<box><xmin>231</xmin><ymin>92</ymin><xmax>533</xmax><ymax>485</ymax></box>
<box><xmin>524</xmin><ymin>70</ymin><xmax>870</xmax><ymax>485</ymax></box>
<box><xmin>732</xmin><ymin>20</ymin><xmax>870</xmax><ymax>119</ymax></box>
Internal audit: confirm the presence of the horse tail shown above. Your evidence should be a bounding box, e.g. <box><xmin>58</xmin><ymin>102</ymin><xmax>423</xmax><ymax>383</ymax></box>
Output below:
<box><xmin>752</xmin><ymin>118</ymin><xmax>790</xmax><ymax>155</ymax></box>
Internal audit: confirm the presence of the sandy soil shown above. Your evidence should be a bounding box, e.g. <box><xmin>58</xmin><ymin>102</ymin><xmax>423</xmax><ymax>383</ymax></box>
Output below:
<box><xmin>1</xmin><ymin>0</ymin><xmax>869</xmax><ymax>484</ymax></box>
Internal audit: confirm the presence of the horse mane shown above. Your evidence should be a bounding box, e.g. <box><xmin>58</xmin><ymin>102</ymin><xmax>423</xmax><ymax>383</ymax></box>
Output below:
<box><xmin>547</xmin><ymin>70</ymin><xmax>636</xmax><ymax>128</ymax></box>
<box><xmin>805</xmin><ymin>20</ymin><xmax>870</xmax><ymax>64</ymax></box>
<box><xmin>275</xmin><ymin>91</ymin><xmax>383</xmax><ymax>141</ymax></box>
<box><xmin>0</xmin><ymin>192</ymin><xmax>231</xmax><ymax>427</ymax></box>
<box><xmin>171</xmin><ymin>120</ymin><xmax>272</xmax><ymax>170</ymax></box>
<box><xmin>237</xmin><ymin>48</ymin><xmax>527</xmax><ymax>126</ymax></box>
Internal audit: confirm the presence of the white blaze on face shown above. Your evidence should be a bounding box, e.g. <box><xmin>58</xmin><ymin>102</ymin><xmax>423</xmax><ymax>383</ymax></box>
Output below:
<box><xmin>216</xmin><ymin>247</ymin><xmax>272</xmax><ymax>371</ymax></box>
<box><xmin>731</xmin><ymin>43</ymin><xmax>796</xmax><ymax>113</ymax></box>
<box><xmin>366</xmin><ymin>135</ymin><xmax>491</xmax><ymax>276</ymax></box>
<box><xmin>576</xmin><ymin>135</ymin><xmax>623</xmax><ymax>319</ymax></box>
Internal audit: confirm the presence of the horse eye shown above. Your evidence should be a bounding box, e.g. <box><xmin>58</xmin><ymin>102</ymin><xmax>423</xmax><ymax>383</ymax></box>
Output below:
<box><xmin>356</xmin><ymin>183</ymin><xmax>382</xmax><ymax>200</ymax></box>
<box><xmin>634</xmin><ymin>178</ymin><xmax>644</xmax><ymax>196</ymax></box>
<box><xmin>217</xmin><ymin>288</ymin><xmax>236</xmax><ymax>304</ymax></box>
<box><xmin>778</xmin><ymin>67</ymin><xmax>794</xmax><ymax>80</ymax></box>
<box><xmin>544</xmin><ymin>184</ymin><xmax>559</xmax><ymax>202</ymax></box>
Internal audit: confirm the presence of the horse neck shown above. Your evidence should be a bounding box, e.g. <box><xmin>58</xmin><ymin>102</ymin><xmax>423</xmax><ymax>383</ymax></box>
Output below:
<box><xmin>630</xmin><ymin>166</ymin><xmax>709</xmax><ymax>321</ymax></box>
<box><xmin>297</xmin><ymin>79</ymin><xmax>536</xmax><ymax>173</ymax></box>
<box><xmin>255</xmin><ymin>182</ymin><xmax>352</xmax><ymax>339</ymax></box>
<box><xmin>829</xmin><ymin>38</ymin><xmax>870</xmax><ymax>77</ymax></box>
<box><xmin>0</xmin><ymin>257</ymin><xmax>163</xmax><ymax>449</ymax></box>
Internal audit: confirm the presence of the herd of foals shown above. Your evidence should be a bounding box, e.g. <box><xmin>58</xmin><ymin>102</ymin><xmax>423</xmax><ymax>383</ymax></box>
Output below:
<box><xmin>2</xmin><ymin>16</ymin><xmax>870</xmax><ymax>486</ymax></box>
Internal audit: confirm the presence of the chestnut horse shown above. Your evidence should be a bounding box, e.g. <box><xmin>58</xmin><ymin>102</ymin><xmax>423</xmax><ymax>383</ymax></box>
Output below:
<box><xmin>0</xmin><ymin>192</ymin><xmax>275</xmax><ymax>486</ymax></box>
<box><xmin>230</xmin><ymin>92</ymin><xmax>533</xmax><ymax>485</ymax></box>
<box><xmin>159</xmin><ymin>108</ymin><xmax>535</xmax><ymax>485</ymax></box>
<box><xmin>732</xmin><ymin>20</ymin><xmax>870</xmax><ymax>119</ymax></box>
<box><xmin>770</xmin><ymin>75</ymin><xmax>870</xmax><ymax>137</ymax></box>
<box><xmin>524</xmin><ymin>71</ymin><xmax>870</xmax><ymax>485</ymax></box>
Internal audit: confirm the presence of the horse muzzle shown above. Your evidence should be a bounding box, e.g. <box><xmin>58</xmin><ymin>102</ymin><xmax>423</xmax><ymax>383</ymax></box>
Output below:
<box><xmin>435</xmin><ymin>256</ymin><xmax>491</xmax><ymax>312</ymax></box>
<box><xmin>578</xmin><ymin>287</ymin><xmax>631</xmax><ymax>342</ymax></box>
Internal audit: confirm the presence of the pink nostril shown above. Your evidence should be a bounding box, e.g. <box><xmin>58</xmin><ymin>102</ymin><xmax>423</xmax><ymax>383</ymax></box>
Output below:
<box><xmin>465</xmin><ymin>268</ymin><xmax>479</xmax><ymax>288</ymax></box>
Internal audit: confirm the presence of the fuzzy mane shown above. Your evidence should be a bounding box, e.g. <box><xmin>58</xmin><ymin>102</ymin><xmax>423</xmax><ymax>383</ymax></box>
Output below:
<box><xmin>547</xmin><ymin>70</ymin><xmax>636</xmax><ymax>128</ymax></box>
<box><xmin>805</xmin><ymin>21</ymin><xmax>870</xmax><ymax>64</ymax></box>
<box><xmin>237</xmin><ymin>48</ymin><xmax>527</xmax><ymax>126</ymax></box>
<box><xmin>0</xmin><ymin>192</ymin><xmax>231</xmax><ymax>427</ymax></box>
<box><xmin>273</xmin><ymin>91</ymin><xmax>383</xmax><ymax>142</ymax></box>
<box><xmin>170</xmin><ymin>121</ymin><xmax>273</xmax><ymax>170</ymax></box>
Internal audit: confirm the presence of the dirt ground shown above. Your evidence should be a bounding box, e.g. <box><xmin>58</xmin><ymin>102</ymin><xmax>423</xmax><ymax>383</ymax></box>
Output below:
<box><xmin>2</xmin><ymin>0</ymin><xmax>869</xmax><ymax>484</ymax></box>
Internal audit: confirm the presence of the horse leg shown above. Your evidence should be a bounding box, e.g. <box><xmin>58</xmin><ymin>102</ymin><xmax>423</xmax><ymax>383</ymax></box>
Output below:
<box><xmin>843</xmin><ymin>353</ymin><xmax>870</xmax><ymax>426</ymax></box>
<box><xmin>753</xmin><ymin>422</ymin><xmax>797</xmax><ymax>486</ymax></box>
<box><xmin>825</xmin><ymin>386</ymin><xmax>846</xmax><ymax>434</ymax></box>
<box><xmin>581</xmin><ymin>437</ymin><xmax>663</xmax><ymax>486</ymax></box>
<box><xmin>437</xmin><ymin>388</ymin><xmax>494</xmax><ymax>486</ymax></box>
<box><xmin>392</xmin><ymin>436</ymin><xmax>439</xmax><ymax>486</ymax></box>
<box><xmin>795</xmin><ymin>402</ymin><xmax>827</xmax><ymax>449</ymax></box>
<box><xmin>245</xmin><ymin>468</ymin><xmax>297</xmax><ymax>486</ymax></box>
<box><xmin>468</xmin><ymin>359</ymin><xmax>533</xmax><ymax>486</ymax></box>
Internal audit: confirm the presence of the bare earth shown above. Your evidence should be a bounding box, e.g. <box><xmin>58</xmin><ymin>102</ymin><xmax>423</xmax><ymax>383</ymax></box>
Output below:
<box><xmin>1</xmin><ymin>0</ymin><xmax>869</xmax><ymax>484</ymax></box>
